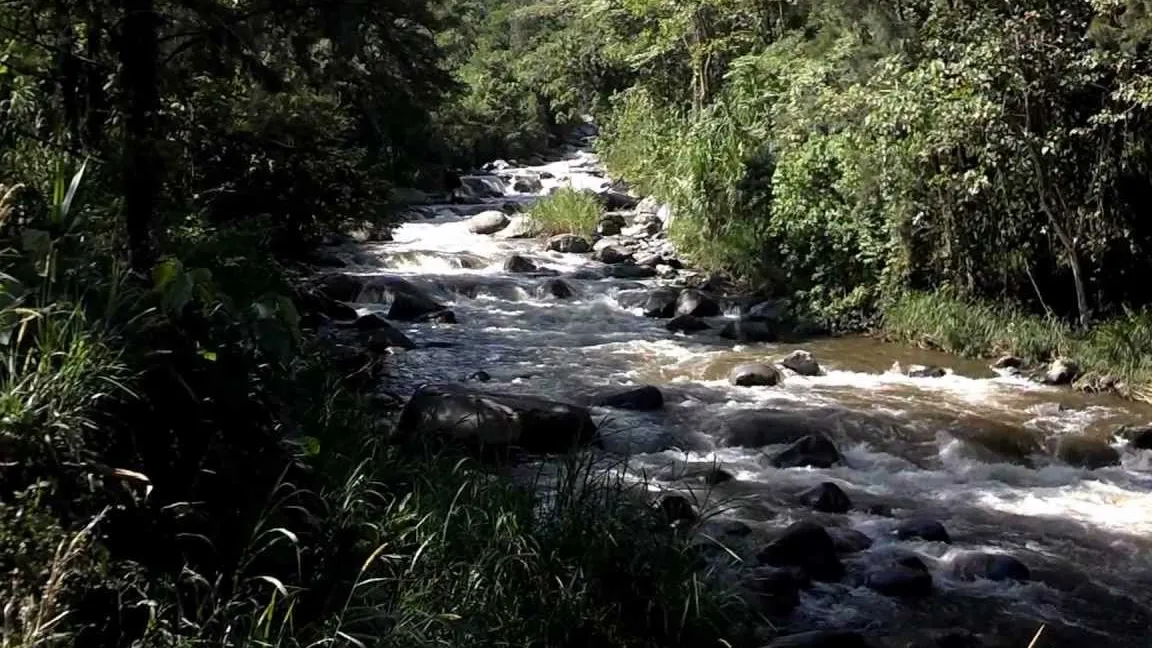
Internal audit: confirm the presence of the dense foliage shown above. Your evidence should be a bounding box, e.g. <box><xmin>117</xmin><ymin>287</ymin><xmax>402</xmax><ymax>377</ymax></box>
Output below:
<box><xmin>477</xmin><ymin>0</ymin><xmax>1152</xmax><ymax>333</ymax></box>
<box><xmin>0</xmin><ymin>2</ymin><xmax>747</xmax><ymax>647</ymax></box>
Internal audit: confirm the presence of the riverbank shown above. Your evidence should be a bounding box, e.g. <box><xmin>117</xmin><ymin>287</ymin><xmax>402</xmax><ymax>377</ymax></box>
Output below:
<box><xmin>880</xmin><ymin>292</ymin><xmax>1152</xmax><ymax>403</ymax></box>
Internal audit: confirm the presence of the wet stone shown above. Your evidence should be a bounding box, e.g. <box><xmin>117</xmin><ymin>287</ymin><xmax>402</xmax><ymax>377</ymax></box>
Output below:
<box><xmin>894</xmin><ymin>518</ymin><xmax>951</xmax><ymax>543</ymax></box>
<box><xmin>800</xmin><ymin>482</ymin><xmax>852</xmax><ymax>513</ymax></box>
<box><xmin>666</xmin><ymin>314</ymin><xmax>710</xmax><ymax>333</ymax></box>
<box><xmin>591</xmin><ymin>385</ymin><xmax>664</xmax><ymax>411</ymax></box>
<box><xmin>730</xmin><ymin>363</ymin><xmax>783</xmax><ymax>387</ymax></box>
<box><xmin>769</xmin><ymin>434</ymin><xmax>843</xmax><ymax>469</ymax></box>
<box><xmin>1052</xmin><ymin>435</ymin><xmax>1120</xmax><ymax>469</ymax></box>
<box><xmin>756</xmin><ymin>520</ymin><xmax>844</xmax><ymax>583</ymax></box>
<box><xmin>950</xmin><ymin>552</ymin><xmax>1030</xmax><ymax>582</ymax></box>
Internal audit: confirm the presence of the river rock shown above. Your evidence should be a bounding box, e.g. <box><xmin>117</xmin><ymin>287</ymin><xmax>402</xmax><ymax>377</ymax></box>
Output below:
<box><xmin>895</xmin><ymin>363</ymin><xmax>947</xmax><ymax>378</ymax></box>
<box><xmin>720</xmin><ymin>319</ymin><xmax>778</xmax><ymax>343</ymax></box>
<box><xmin>503</xmin><ymin>254</ymin><xmax>539</xmax><ymax>273</ymax></box>
<box><xmin>950</xmin><ymin>424</ymin><xmax>1042</xmax><ymax>465</ymax></box>
<box><xmin>1123</xmin><ymin>425</ymin><xmax>1152</xmax><ymax>450</ymax></box>
<box><xmin>591</xmin><ymin>385</ymin><xmax>664</xmax><ymax>411</ymax></box>
<box><xmin>667</xmin><ymin>315</ymin><xmax>710</xmax><ymax>333</ymax></box>
<box><xmin>800</xmin><ymin>482</ymin><xmax>851</xmax><ymax>513</ymax></box>
<box><xmin>674</xmin><ymin>289</ymin><xmax>721</xmax><ymax>317</ymax></box>
<box><xmin>594</xmin><ymin>245</ymin><xmax>632</xmax><ymax>264</ymax></box>
<box><xmin>629</xmin><ymin>288</ymin><xmax>679</xmax><ymax>318</ymax></box>
<box><xmin>512</xmin><ymin>174</ymin><xmax>542</xmax><ymax>193</ymax></box>
<box><xmin>745</xmin><ymin>566</ymin><xmax>803</xmax><ymax>616</ymax></box>
<box><xmin>828</xmin><ymin>528</ymin><xmax>873</xmax><ymax>553</ymax></box>
<box><xmin>396</xmin><ymin>383</ymin><xmax>597</xmax><ymax>454</ymax></box>
<box><xmin>781</xmin><ymin>350</ymin><xmax>822</xmax><ymax>376</ymax></box>
<box><xmin>328</xmin><ymin>274</ymin><xmax>447</xmax><ymax>321</ymax></box>
<box><xmin>769</xmin><ymin>434</ymin><xmax>843</xmax><ymax>468</ymax></box>
<box><xmin>467</xmin><ymin>210</ymin><xmax>510</xmax><ymax>234</ymax></box>
<box><xmin>718</xmin><ymin>411</ymin><xmax>825</xmax><ymax>448</ymax></box>
<box><xmin>993</xmin><ymin>355</ymin><xmax>1024</xmax><ymax>370</ymax></box>
<box><xmin>763</xmin><ymin>631</ymin><xmax>872</xmax><ymax>648</ymax></box>
<box><xmin>547</xmin><ymin>234</ymin><xmax>591</xmax><ymax>254</ymax></box>
<box><xmin>866</xmin><ymin>556</ymin><xmax>933</xmax><ymax>597</ymax></box>
<box><xmin>536</xmin><ymin>278</ymin><xmax>575</xmax><ymax>300</ymax></box>
<box><xmin>1052</xmin><ymin>435</ymin><xmax>1120</xmax><ymax>469</ymax></box>
<box><xmin>497</xmin><ymin>215</ymin><xmax>540</xmax><ymax>239</ymax></box>
<box><xmin>467</xmin><ymin>370</ymin><xmax>491</xmax><ymax>382</ymax></box>
<box><xmin>294</xmin><ymin>285</ymin><xmax>358</xmax><ymax>322</ymax></box>
<box><xmin>1044</xmin><ymin>357</ymin><xmax>1079</xmax><ymax>385</ymax></box>
<box><xmin>894</xmin><ymin>518</ymin><xmax>951</xmax><ymax>543</ymax></box>
<box><xmin>602</xmin><ymin>263</ymin><xmax>657</xmax><ymax>279</ymax></box>
<box><xmin>601</xmin><ymin>190</ymin><xmax>640</xmax><ymax>211</ymax></box>
<box><xmin>456</xmin><ymin>174</ymin><xmax>506</xmax><ymax>200</ymax></box>
<box><xmin>950</xmin><ymin>552</ymin><xmax>1030</xmax><ymax>582</ymax></box>
<box><xmin>756</xmin><ymin>521</ymin><xmax>844</xmax><ymax>582</ymax></box>
<box><xmin>730</xmin><ymin>363</ymin><xmax>783</xmax><ymax>387</ymax></box>
<box><xmin>598</xmin><ymin>213</ymin><xmax>627</xmax><ymax>236</ymax></box>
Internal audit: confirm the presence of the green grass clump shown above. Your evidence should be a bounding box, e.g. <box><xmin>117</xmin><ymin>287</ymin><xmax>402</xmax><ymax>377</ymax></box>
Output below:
<box><xmin>530</xmin><ymin>187</ymin><xmax>602</xmax><ymax>237</ymax></box>
<box><xmin>881</xmin><ymin>290</ymin><xmax>1152</xmax><ymax>400</ymax></box>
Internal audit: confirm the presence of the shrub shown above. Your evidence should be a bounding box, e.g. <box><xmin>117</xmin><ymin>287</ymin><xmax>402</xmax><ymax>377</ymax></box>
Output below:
<box><xmin>530</xmin><ymin>187</ymin><xmax>602</xmax><ymax>237</ymax></box>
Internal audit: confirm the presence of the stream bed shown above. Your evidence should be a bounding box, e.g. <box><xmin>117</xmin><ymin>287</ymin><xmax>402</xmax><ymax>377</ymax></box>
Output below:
<box><xmin>321</xmin><ymin>146</ymin><xmax>1152</xmax><ymax>647</ymax></box>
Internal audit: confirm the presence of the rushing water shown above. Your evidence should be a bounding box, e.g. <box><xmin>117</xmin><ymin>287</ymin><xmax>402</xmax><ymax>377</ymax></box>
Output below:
<box><xmin>331</xmin><ymin>149</ymin><xmax>1152</xmax><ymax>647</ymax></box>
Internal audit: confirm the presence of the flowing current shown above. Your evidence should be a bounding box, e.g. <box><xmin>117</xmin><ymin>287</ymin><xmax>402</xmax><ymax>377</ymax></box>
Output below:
<box><xmin>330</xmin><ymin>148</ymin><xmax>1152</xmax><ymax>647</ymax></box>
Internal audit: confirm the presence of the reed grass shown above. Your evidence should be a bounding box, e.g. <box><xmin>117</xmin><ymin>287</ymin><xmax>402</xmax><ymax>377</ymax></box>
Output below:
<box><xmin>529</xmin><ymin>187</ymin><xmax>602</xmax><ymax>238</ymax></box>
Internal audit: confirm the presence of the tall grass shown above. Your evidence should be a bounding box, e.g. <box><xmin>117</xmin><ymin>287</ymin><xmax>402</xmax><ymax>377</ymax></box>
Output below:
<box><xmin>530</xmin><ymin>187</ymin><xmax>602</xmax><ymax>237</ymax></box>
<box><xmin>882</xmin><ymin>290</ymin><xmax>1152</xmax><ymax>400</ymax></box>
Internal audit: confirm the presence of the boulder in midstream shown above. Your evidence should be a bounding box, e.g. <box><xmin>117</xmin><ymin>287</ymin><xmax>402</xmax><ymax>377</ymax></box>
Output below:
<box><xmin>590</xmin><ymin>384</ymin><xmax>664</xmax><ymax>411</ymax></box>
<box><xmin>396</xmin><ymin>384</ymin><xmax>598</xmax><ymax>455</ymax></box>
<box><xmin>675</xmin><ymin>289</ymin><xmax>721</xmax><ymax>317</ymax></box>
<box><xmin>729</xmin><ymin>363</ymin><xmax>783</xmax><ymax>387</ymax></box>
<box><xmin>547</xmin><ymin>234</ymin><xmax>592</xmax><ymax>254</ymax></box>
<box><xmin>666</xmin><ymin>314</ymin><xmax>710</xmax><ymax>333</ymax></box>
<box><xmin>1051</xmin><ymin>435</ymin><xmax>1120</xmax><ymax>469</ymax></box>
<box><xmin>467</xmin><ymin>210</ymin><xmax>510</xmax><ymax>234</ymax></box>
<box><xmin>950</xmin><ymin>552</ymin><xmax>1030</xmax><ymax>582</ymax></box>
<box><xmin>799</xmin><ymin>482</ymin><xmax>851</xmax><ymax>513</ymax></box>
<box><xmin>756</xmin><ymin>520</ymin><xmax>844</xmax><ymax>582</ymax></box>
<box><xmin>768</xmin><ymin>434</ymin><xmax>843</xmax><ymax>468</ymax></box>
<box><xmin>781</xmin><ymin>349</ymin><xmax>822</xmax><ymax>376</ymax></box>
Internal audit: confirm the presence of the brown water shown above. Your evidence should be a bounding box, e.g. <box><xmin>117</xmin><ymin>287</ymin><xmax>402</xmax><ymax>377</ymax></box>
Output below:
<box><xmin>328</xmin><ymin>150</ymin><xmax>1152</xmax><ymax>647</ymax></box>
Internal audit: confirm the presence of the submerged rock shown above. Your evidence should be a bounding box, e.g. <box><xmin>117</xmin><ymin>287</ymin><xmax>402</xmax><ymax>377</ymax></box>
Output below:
<box><xmin>467</xmin><ymin>210</ymin><xmax>510</xmax><ymax>234</ymax></box>
<box><xmin>993</xmin><ymin>355</ymin><xmax>1024</xmax><ymax>370</ymax></box>
<box><xmin>357</xmin><ymin>275</ymin><xmax>447</xmax><ymax>321</ymax></box>
<box><xmin>756</xmin><ymin>520</ymin><xmax>844</xmax><ymax>582</ymax></box>
<box><xmin>827</xmin><ymin>528</ymin><xmax>873</xmax><ymax>554</ymax></box>
<box><xmin>666</xmin><ymin>314</ymin><xmax>710</xmax><ymax>333</ymax></box>
<box><xmin>396</xmin><ymin>384</ymin><xmax>597</xmax><ymax>454</ymax></box>
<box><xmin>781</xmin><ymin>350</ymin><xmax>822</xmax><ymax>376</ymax></box>
<box><xmin>950</xmin><ymin>552</ymin><xmax>1030</xmax><ymax>582</ymax></box>
<box><xmin>467</xmin><ymin>370</ymin><xmax>492</xmax><ymax>382</ymax></box>
<box><xmin>602</xmin><ymin>263</ymin><xmax>657</xmax><ymax>279</ymax></box>
<box><xmin>1052</xmin><ymin>435</ymin><xmax>1120</xmax><ymax>469</ymax></box>
<box><xmin>624</xmin><ymin>288</ymin><xmax>679</xmax><ymax>318</ymax></box>
<box><xmin>730</xmin><ymin>363</ymin><xmax>783</xmax><ymax>387</ymax></box>
<box><xmin>800</xmin><ymin>482</ymin><xmax>852</xmax><ymax>513</ymax></box>
<box><xmin>591</xmin><ymin>385</ymin><xmax>664</xmax><ymax>411</ymax></box>
<box><xmin>656</xmin><ymin>494</ymin><xmax>697</xmax><ymax>525</ymax></box>
<box><xmin>769</xmin><ymin>434</ymin><xmax>842</xmax><ymax>468</ymax></box>
<box><xmin>894</xmin><ymin>518</ymin><xmax>951</xmax><ymax>543</ymax></box>
<box><xmin>745</xmin><ymin>566</ymin><xmax>803</xmax><ymax>617</ymax></box>
<box><xmin>547</xmin><ymin>234</ymin><xmax>591</xmax><ymax>254</ymax></box>
<box><xmin>1123</xmin><ymin>425</ymin><xmax>1152</xmax><ymax>450</ymax></box>
<box><xmin>950</xmin><ymin>424</ymin><xmax>1042</xmax><ymax>465</ymax></box>
<box><xmin>895</xmin><ymin>362</ymin><xmax>947</xmax><ymax>378</ymax></box>
<box><xmin>866</xmin><ymin>556</ymin><xmax>933</xmax><ymax>597</ymax></box>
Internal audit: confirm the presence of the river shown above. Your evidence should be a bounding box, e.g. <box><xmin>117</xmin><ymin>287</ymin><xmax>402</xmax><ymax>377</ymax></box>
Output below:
<box><xmin>327</xmin><ymin>147</ymin><xmax>1152</xmax><ymax>647</ymax></box>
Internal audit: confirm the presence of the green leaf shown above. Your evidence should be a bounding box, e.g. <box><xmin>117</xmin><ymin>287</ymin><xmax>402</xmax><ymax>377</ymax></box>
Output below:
<box><xmin>152</xmin><ymin>258</ymin><xmax>183</xmax><ymax>291</ymax></box>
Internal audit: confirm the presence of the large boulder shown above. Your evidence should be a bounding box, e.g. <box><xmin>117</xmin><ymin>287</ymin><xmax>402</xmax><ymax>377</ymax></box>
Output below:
<box><xmin>456</xmin><ymin>174</ymin><xmax>506</xmax><ymax>200</ymax></box>
<box><xmin>594</xmin><ymin>246</ymin><xmax>633</xmax><ymax>265</ymax></box>
<box><xmin>949</xmin><ymin>424</ymin><xmax>1042</xmax><ymax>465</ymax></box>
<box><xmin>950</xmin><ymin>552</ymin><xmax>1030</xmax><ymax>582</ymax></box>
<box><xmin>729</xmin><ymin>363</ymin><xmax>783</xmax><ymax>387</ymax></box>
<box><xmin>547</xmin><ymin>234</ymin><xmax>592</xmax><ymax>254</ymax></box>
<box><xmin>320</xmin><ymin>274</ymin><xmax>447</xmax><ymax>321</ymax></box>
<box><xmin>467</xmin><ymin>210</ymin><xmax>511</xmax><ymax>234</ymax></box>
<box><xmin>667</xmin><ymin>315</ymin><xmax>710</xmax><ymax>333</ymax></box>
<box><xmin>781</xmin><ymin>350</ymin><xmax>822</xmax><ymax>376</ymax></box>
<box><xmin>827</xmin><ymin>528</ymin><xmax>873</xmax><ymax>554</ymax></box>
<box><xmin>800</xmin><ymin>482</ymin><xmax>851</xmax><ymax>513</ymax></box>
<box><xmin>675</xmin><ymin>289</ymin><xmax>722</xmax><ymax>317</ymax></box>
<box><xmin>763</xmin><ymin>631</ymin><xmax>872</xmax><ymax>648</ymax></box>
<box><xmin>512</xmin><ymin>174</ymin><xmax>543</xmax><ymax>193</ymax></box>
<box><xmin>396</xmin><ymin>384</ymin><xmax>598</xmax><ymax>454</ymax></box>
<box><xmin>1052</xmin><ymin>435</ymin><xmax>1120</xmax><ymax>469</ymax></box>
<box><xmin>756</xmin><ymin>521</ymin><xmax>844</xmax><ymax>582</ymax></box>
<box><xmin>503</xmin><ymin>254</ymin><xmax>539</xmax><ymax>274</ymax></box>
<box><xmin>718</xmin><ymin>411</ymin><xmax>827</xmax><ymax>448</ymax></box>
<box><xmin>597</xmin><ymin>213</ymin><xmax>627</xmax><ymax>237</ymax></box>
<box><xmin>1124</xmin><ymin>425</ymin><xmax>1152</xmax><ymax>450</ymax></box>
<box><xmin>496</xmin><ymin>215</ymin><xmax>541</xmax><ymax>239</ymax></box>
<box><xmin>720</xmin><ymin>319</ymin><xmax>778</xmax><ymax>343</ymax></box>
<box><xmin>591</xmin><ymin>385</ymin><xmax>664</xmax><ymax>411</ymax></box>
<box><xmin>769</xmin><ymin>434</ymin><xmax>843</xmax><ymax>468</ymax></box>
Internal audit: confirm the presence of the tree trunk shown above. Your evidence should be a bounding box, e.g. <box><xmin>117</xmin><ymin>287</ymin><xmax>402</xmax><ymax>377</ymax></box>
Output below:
<box><xmin>84</xmin><ymin>2</ymin><xmax>106</xmax><ymax>150</ymax></box>
<box><xmin>119</xmin><ymin>0</ymin><xmax>160</xmax><ymax>271</ymax></box>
